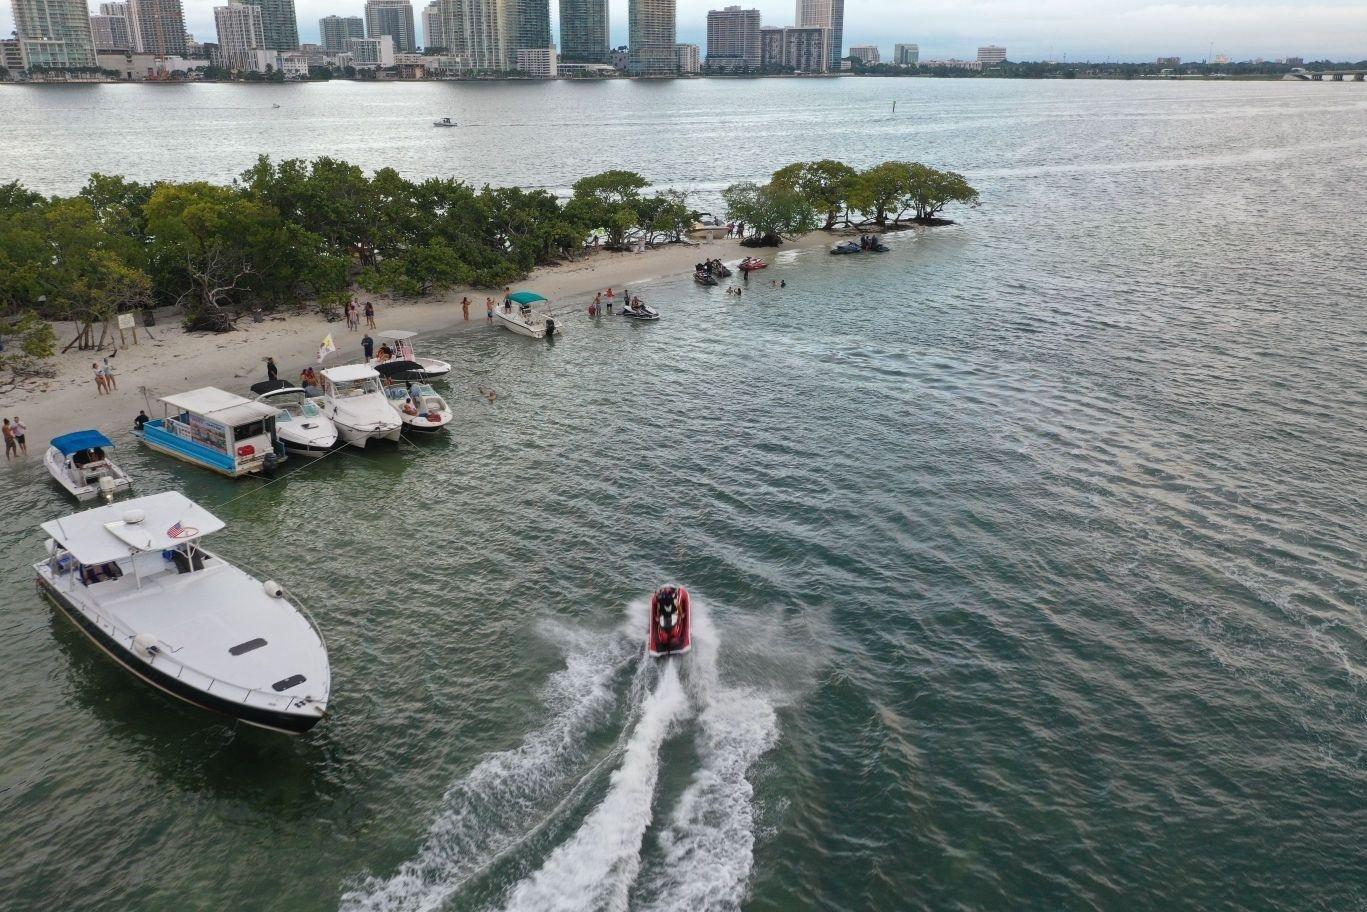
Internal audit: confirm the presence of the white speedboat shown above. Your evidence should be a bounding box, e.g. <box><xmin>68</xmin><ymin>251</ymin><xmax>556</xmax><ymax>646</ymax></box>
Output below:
<box><xmin>34</xmin><ymin>492</ymin><xmax>330</xmax><ymax>733</ymax></box>
<box><xmin>433</xmin><ymin>117</ymin><xmax>458</xmax><ymax>127</ymax></box>
<box><xmin>45</xmin><ymin>430</ymin><xmax>133</xmax><ymax>502</ymax></box>
<box><xmin>494</xmin><ymin>291</ymin><xmax>562</xmax><ymax>339</ymax></box>
<box><xmin>368</xmin><ymin>330</ymin><xmax>451</xmax><ymax>380</ymax></box>
<box><xmin>251</xmin><ymin>381</ymin><xmax>339</xmax><ymax>457</ymax></box>
<box><xmin>319</xmin><ymin>364</ymin><xmax>402</xmax><ymax>449</ymax></box>
<box><xmin>383</xmin><ymin>381</ymin><xmax>453</xmax><ymax>433</ymax></box>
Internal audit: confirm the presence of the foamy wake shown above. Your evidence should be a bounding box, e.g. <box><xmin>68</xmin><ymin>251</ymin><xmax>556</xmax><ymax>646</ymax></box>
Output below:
<box><xmin>339</xmin><ymin>625</ymin><xmax>634</xmax><ymax>912</ymax></box>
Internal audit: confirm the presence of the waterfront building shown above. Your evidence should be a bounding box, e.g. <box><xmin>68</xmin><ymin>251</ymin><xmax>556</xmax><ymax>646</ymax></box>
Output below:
<box><xmin>780</xmin><ymin>25</ymin><xmax>828</xmax><ymax>71</ymax></box>
<box><xmin>793</xmin><ymin>0</ymin><xmax>842</xmax><ymax>70</ymax></box>
<box><xmin>185</xmin><ymin>32</ymin><xmax>203</xmax><ymax>55</ymax></box>
<box><xmin>628</xmin><ymin>0</ymin><xmax>676</xmax><ymax>76</ymax></box>
<box><xmin>1</xmin><ymin>37</ymin><xmax>25</xmax><ymax>71</ymax></box>
<box><xmin>514</xmin><ymin>45</ymin><xmax>556</xmax><ymax>77</ymax></box>
<box><xmin>12</xmin><ymin>0</ymin><xmax>98</xmax><ymax>69</ymax></box>
<box><xmin>506</xmin><ymin>0</ymin><xmax>551</xmax><ymax>64</ymax></box>
<box><xmin>849</xmin><ymin>44</ymin><xmax>878</xmax><ymax>65</ymax></box>
<box><xmin>213</xmin><ymin>2</ymin><xmax>264</xmax><ymax>70</ymax></box>
<box><xmin>420</xmin><ymin>2</ymin><xmax>444</xmax><ymax>50</ymax></box>
<box><xmin>298</xmin><ymin>41</ymin><xmax>325</xmax><ymax>64</ymax></box>
<box><xmin>558</xmin><ymin>0</ymin><xmax>608</xmax><ymax>64</ymax></box>
<box><xmin>759</xmin><ymin>25</ymin><xmax>782</xmax><ymax>69</ymax></box>
<box><xmin>1285</xmin><ymin>56</ymin><xmax>1304</xmax><ymax>66</ymax></box>
<box><xmin>705</xmin><ymin>5</ymin><xmax>760</xmax><ymax>71</ymax></box>
<box><xmin>893</xmin><ymin>42</ymin><xmax>917</xmax><ymax>65</ymax></box>
<box><xmin>96</xmin><ymin>49</ymin><xmax>202</xmax><ymax>76</ymax></box>
<box><xmin>248</xmin><ymin>47</ymin><xmax>307</xmax><ymax>73</ymax></box>
<box><xmin>90</xmin><ymin>11</ymin><xmax>133</xmax><ymax>50</ymax></box>
<box><xmin>433</xmin><ymin>0</ymin><xmax>505</xmax><ymax>71</ymax></box>
<box><xmin>977</xmin><ymin>44</ymin><xmax>1005</xmax><ymax>65</ymax></box>
<box><xmin>922</xmin><ymin>57</ymin><xmax>980</xmax><ymax>70</ymax></box>
<box><xmin>346</xmin><ymin>34</ymin><xmax>395</xmax><ymax>67</ymax></box>
<box><xmin>675</xmin><ymin>41</ymin><xmax>699</xmax><ymax>73</ymax></box>
<box><xmin>609</xmin><ymin>44</ymin><xmax>629</xmax><ymax>70</ymax></box>
<box><xmin>365</xmin><ymin>0</ymin><xmax>416</xmax><ymax>53</ymax></box>
<box><xmin>130</xmin><ymin>0</ymin><xmax>187</xmax><ymax>55</ymax></box>
<box><xmin>1156</xmin><ymin>55</ymin><xmax>1180</xmax><ymax>66</ymax></box>
<box><xmin>237</xmin><ymin>0</ymin><xmax>298</xmax><ymax>51</ymax></box>
<box><xmin>319</xmin><ymin>15</ymin><xmax>364</xmax><ymax>52</ymax></box>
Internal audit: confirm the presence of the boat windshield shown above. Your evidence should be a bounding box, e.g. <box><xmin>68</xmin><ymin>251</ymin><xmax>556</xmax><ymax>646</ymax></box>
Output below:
<box><xmin>270</xmin><ymin>394</ymin><xmax>321</xmax><ymax>420</ymax></box>
<box><xmin>332</xmin><ymin>378</ymin><xmax>379</xmax><ymax>397</ymax></box>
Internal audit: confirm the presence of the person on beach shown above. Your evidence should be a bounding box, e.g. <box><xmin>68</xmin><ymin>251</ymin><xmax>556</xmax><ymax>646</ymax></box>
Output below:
<box><xmin>266</xmin><ymin>357</ymin><xmax>279</xmax><ymax>381</ymax></box>
<box><xmin>364</xmin><ymin>301</ymin><xmax>376</xmax><ymax>329</ymax></box>
<box><xmin>346</xmin><ymin>300</ymin><xmax>359</xmax><ymax>331</ymax></box>
<box><xmin>92</xmin><ymin>362</ymin><xmax>107</xmax><ymax>395</ymax></box>
<box><xmin>11</xmin><ymin>416</ymin><xmax>25</xmax><ymax>455</ymax></box>
<box><xmin>462</xmin><ymin>297</ymin><xmax>470</xmax><ymax>321</ymax></box>
<box><xmin>102</xmin><ymin>357</ymin><xmax>117</xmax><ymax>391</ymax></box>
<box><xmin>134</xmin><ymin>410</ymin><xmax>149</xmax><ymax>431</ymax></box>
<box><xmin>3</xmin><ymin>419</ymin><xmax>15</xmax><ymax>460</ymax></box>
<box><xmin>362</xmin><ymin>334</ymin><xmax>374</xmax><ymax>360</ymax></box>
<box><xmin>486</xmin><ymin>298</ymin><xmax>494</xmax><ymax>322</ymax></box>
<box><xmin>300</xmin><ymin>366</ymin><xmax>319</xmax><ymax>389</ymax></box>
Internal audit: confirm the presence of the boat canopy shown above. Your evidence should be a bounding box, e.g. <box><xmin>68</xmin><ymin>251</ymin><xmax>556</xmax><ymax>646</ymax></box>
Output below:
<box><xmin>507</xmin><ymin>291</ymin><xmax>547</xmax><ymax>305</ymax></box>
<box><xmin>41</xmin><ymin>491</ymin><xmax>226</xmax><ymax>565</ymax></box>
<box><xmin>50</xmin><ymin>429</ymin><xmax>114</xmax><ymax>456</ymax></box>
<box><xmin>377</xmin><ymin>330</ymin><xmax>417</xmax><ymax>341</ymax></box>
<box><xmin>161</xmin><ymin>387</ymin><xmax>279</xmax><ymax>426</ymax></box>
<box><xmin>375</xmin><ymin>360</ymin><xmax>426</xmax><ymax>379</ymax></box>
<box><xmin>250</xmin><ymin>379</ymin><xmax>293</xmax><ymax>395</ymax></box>
<box><xmin>322</xmin><ymin>364</ymin><xmax>381</xmax><ymax>383</ymax></box>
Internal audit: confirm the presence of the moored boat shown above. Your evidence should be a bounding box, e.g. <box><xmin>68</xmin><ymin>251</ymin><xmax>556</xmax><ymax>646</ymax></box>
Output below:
<box><xmin>383</xmin><ymin>380</ymin><xmax>453</xmax><ymax>433</ymax></box>
<box><xmin>318</xmin><ymin>364</ymin><xmax>402</xmax><ymax>449</ymax></box>
<box><xmin>45</xmin><ymin>430</ymin><xmax>133</xmax><ymax>502</ymax></box>
<box><xmin>620</xmin><ymin>300</ymin><xmax>660</xmax><ymax>321</ymax></box>
<box><xmin>369</xmin><ymin>330</ymin><xmax>451</xmax><ymax>380</ymax></box>
<box><xmin>739</xmin><ymin>257</ymin><xmax>768</xmax><ymax>272</ymax></box>
<box><xmin>34</xmin><ymin>492</ymin><xmax>330</xmax><ymax>733</ymax></box>
<box><xmin>251</xmin><ymin>381</ymin><xmax>339</xmax><ymax>457</ymax></box>
<box><xmin>494</xmin><ymin>291</ymin><xmax>561</xmax><ymax>339</ymax></box>
<box><xmin>134</xmin><ymin>388</ymin><xmax>285</xmax><ymax>478</ymax></box>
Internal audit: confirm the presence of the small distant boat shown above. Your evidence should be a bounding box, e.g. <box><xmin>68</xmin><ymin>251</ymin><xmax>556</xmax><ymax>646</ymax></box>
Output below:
<box><xmin>433</xmin><ymin>117</ymin><xmax>457</xmax><ymax>128</ymax></box>
<box><xmin>318</xmin><ymin>365</ymin><xmax>402</xmax><ymax>449</ymax></box>
<box><xmin>383</xmin><ymin>380</ymin><xmax>453</xmax><ymax>433</ymax></box>
<box><xmin>45</xmin><ymin>430</ymin><xmax>133</xmax><ymax>502</ymax></box>
<box><xmin>368</xmin><ymin>330</ymin><xmax>451</xmax><ymax>380</ymax></box>
<box><xmin>35</xmin><ymin>491</ymin><xmax>330</xmax><ymax>733</ymax></box>
<box><xmin>272</xmin><ymin>103</ymin><xmax>281</xmax><ymax>108</ymax></box>
<box><xmin>738</xmin><ymin>257</ymin><xmax>768</xmax><ymax>272</ymax></box>
<box><xmin>648</xmin><ymin>585</ymin><xmax>692</xmax><ymax>658</ymax></box>
<box><xmin>135</xmin><ymin>387</ymin><xmax>285</xmax><ymax>477</ymax></box>
<box><xmin>620</xmin><ymin>300</ymin><xmax>660</xmax><ymax>321</ymax></box>
<box><xmin>495</xmin><ymin>291</ymin><xmax>561</xmax><ymax>339</ymax></box>
<box><xmin>251</xmin><ymin>381</ymin><xmax>339</xmax><ymax>457</ymax></box>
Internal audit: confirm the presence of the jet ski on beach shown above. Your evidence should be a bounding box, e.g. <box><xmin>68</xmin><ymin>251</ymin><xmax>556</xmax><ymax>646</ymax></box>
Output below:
<box><xmin>648</xmin><ymin>585</ymin><xmax>692</xmax><ymax>657</ymax></box>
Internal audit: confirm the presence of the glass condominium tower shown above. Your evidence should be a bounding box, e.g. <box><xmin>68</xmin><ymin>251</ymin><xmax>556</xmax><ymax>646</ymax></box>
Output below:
<box><xmin>12</xmin><ymin>0</ymin><xmax>98</xmax><ymax>68</ymax></box>
<box><xmin>238</xmin><ymin>0</ymin><xmax>299</xmax><ymax>50</ymax></box>
<box><xmin>794</xmin><ymin>0</ymin><xmax>843</xmax><ymax>70</ymax></box>
<box><xmin>505</xmin><ymin>0</ymin><xmax>550</xmax><ymax>54</ymax></box>
<box><xmin>558</xmin><ymin>0</ymin><xmax>608</xmax><ymax>63</ymax></box>
<box><xmin>628</xmin><ymin>0</ymin><xmax>675</xmax><ymax>75</ymax></box>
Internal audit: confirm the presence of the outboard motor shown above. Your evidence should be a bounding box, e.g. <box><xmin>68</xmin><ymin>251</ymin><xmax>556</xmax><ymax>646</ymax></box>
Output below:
<box><xmin>545</xmin><ymin>318</ymin><xmax>556</xmax><ymax>338</ymax></box>
<box><xmin>262</xmin><ymin>451</ymin><xmax>278</xmax><ymax>476</ymax></box>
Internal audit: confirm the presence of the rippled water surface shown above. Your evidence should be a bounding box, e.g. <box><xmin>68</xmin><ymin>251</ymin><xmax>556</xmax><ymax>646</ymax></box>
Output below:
<box><xmin>1</xmin><ymin>80</ymin><xmax>1365</xmax><ymax>912</ymax></box>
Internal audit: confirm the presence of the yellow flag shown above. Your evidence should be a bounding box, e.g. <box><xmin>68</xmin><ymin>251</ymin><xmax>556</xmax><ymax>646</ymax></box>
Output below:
<box><xmin>317</xmin><ymin>333</ymin><xmax>336</xmax><ymax>364</ymax></box>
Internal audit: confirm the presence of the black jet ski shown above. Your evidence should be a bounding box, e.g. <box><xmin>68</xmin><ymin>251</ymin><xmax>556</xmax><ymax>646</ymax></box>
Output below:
<box><xmin>831</xmin><ymin>241</ymin><xmax>862</xmax><ymax>255</ymax></box>
<box><xmin>694</xmin><ymin>270</ymin><xmax>719</xmax><ymax>286</ymax></box>
<box><xmin>649</xmin><ymin>585</ymin><xmax>692</xmax><ymax>657</ymax></box>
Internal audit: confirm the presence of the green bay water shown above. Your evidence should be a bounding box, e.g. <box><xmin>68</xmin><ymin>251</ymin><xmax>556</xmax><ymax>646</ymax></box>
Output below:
<box><xmin>1</xmin><ymin>80</ymin><xmax>1366</xmax><ymax>911</ymax></box>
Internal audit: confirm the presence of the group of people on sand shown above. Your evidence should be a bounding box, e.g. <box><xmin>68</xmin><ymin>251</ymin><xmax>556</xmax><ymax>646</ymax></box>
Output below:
<box><xmin>344</xmin><ymin>298</ymin><xmax>377</xmax><ymax>331</ymax></box>
<box><xmin>726</xmin><ymin>222</ymin><xmax>746</xmax><ymax>238</ymax></box>
<box><xmin>3</xmin><ymin>416</ymin><xmax>28</xmax><ymax>459</ymax></box>
<box><xmin>92</xmin><ymin>357</ymin><xmax>117</xmax><ymax>394</ymax></box>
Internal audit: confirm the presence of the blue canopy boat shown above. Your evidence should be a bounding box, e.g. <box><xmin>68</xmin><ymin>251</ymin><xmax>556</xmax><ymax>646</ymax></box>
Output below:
<box><xmin>45</xmin><ymin>429</ymin><xmax>133</xmax><ymax>501</ymax></box>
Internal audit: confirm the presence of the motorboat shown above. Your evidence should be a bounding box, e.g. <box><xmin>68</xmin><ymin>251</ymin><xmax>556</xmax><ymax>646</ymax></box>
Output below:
<box><xmin>134</xmin><ymin>387</ymin><xmax>285</xmax><ymax>477</ymax></box>
<box><xmin>620</xmin><ymin>300</ymin><xmax>660</xmax><ymax>321</ymax></box>
<box><xmin>318</xmin><ymin>364</ymin><xmax>402</xmax><ymax>449</ymax></box>
<box><xmin>34</xmin><ymin>492</ymin><xmax>330</xmax><ymax>733</ymax></box>
<box><xmin>383</xmin><ymin>381</ymin><xmax>453</xmax><ymax>433</ymax></box>
<box><xmin>368</xmin><ymin>330</ymin><xmax>451</xmax><ymax>380</ymax></box>
<box><xmin>648</xmin><ymin>584</ymin><xmax>692</xmax><ymax>658</ymax></box>
<box><xmin>251</xmin><ymin>381</ymin><xmax>338</xmax><ymax>457</ymax></box>
<box><xmin>45</xmin><ymin>430</ymin><xmax>133</xmax><ymax>502</ymax></box>
<box><xmin>433</xmin><ymin>117</ymin><xmax>457</xmax><ymax>127</ymax></box>
<box><xmin>495</xmin><ymin>291</ymin><xmax>561</xmax><ymax>339</ymax></box>
<box><xmin>739</xmin><ymin>257</ymin><xmax>768</xmax><ymax>272</ymax></box>
<box><xmin>694</xmin><ymin>270</ymin><xmax>719</xmax><ymax>287</ymax></box>
<box><xmin>831</xmin><ymin>241</ymin><xmax>862</xmax><ymax>255</ymax></box>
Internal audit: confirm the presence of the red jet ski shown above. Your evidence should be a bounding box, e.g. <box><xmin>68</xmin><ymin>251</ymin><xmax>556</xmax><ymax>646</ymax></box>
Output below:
<box><xmin>738</xmin><ymin>257</ymin><xmax>768</xmax><ymax>272</ymax></box>
<box><xmin>648</xmin><ymin>585</ymin><xmax>692</xmax><ymax>658</ymax></box>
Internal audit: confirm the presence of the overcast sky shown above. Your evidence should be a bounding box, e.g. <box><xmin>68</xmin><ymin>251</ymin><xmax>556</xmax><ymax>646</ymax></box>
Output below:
<box><xmin>4</xmin><ymin>0</ymin><xmax>1366</xmax><ymax>62</ymax></box>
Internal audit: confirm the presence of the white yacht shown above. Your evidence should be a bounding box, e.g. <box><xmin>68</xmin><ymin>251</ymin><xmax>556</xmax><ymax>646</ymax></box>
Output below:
<box><xmin>44</xmin><ymin>430</ymin><xmax>133</xmax><ymax>502</ymax></box>
<box><xmin>383</xmin><ymin>381</ymin><xmax>453</xmax><ymax>433</ymax></box>
<box><xmin>34</xmin><ymin>492</ymin><xmax>330</xmax><ymax>734</ymax></box>
<box><xmin>251</xmin><ymin>381</ymin><xmax>339</xmax><ymax>457</ymax></box>
<box><xmin>370</xmin><ymin>330</ymin><xmax>452</xmax><ymax>380</ymax></box>
<box><xmin>319</xmin><ymin>364</ymin><xmax>402</xmax><ymax>449</ymax></box>
<box><xmin>494</xmin><ymin>291</ymin><xmax>562</xmax><ymax>339</ymax></box>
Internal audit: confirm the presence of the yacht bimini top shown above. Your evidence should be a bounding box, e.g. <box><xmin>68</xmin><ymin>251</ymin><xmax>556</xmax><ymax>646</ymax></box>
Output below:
<box><xmin>51</xmin><ymin>429</ymin><xmax>115</xmax><ymax>456</ymax></box>
<box><xmin>507</xmin><ymin>291</ymin><xmax>548</xmax><ymax>305</ymax></box>
<box><xmin>160</xmin><ymin>387</ymin><xmax>279</xmax><ymax>426</ymax></box>
<box><xmin>42</xmin><ymin>492</ymin><xmax>225</xmax><ymax>565</ymax></box>
<box><xmin>377</xmin><ymin>330</ymin><xmax>418</xmax><ymax>341</ymax></box>
<box><xmin>322</xmin><ymin>364</ymin><xmax>381</xmax><ymax>383</ymax></box>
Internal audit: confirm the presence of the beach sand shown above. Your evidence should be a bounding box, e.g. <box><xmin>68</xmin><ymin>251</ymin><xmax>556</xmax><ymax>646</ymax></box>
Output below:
<box><xmin>4</xmin><ymin>233</ymin><xmax>833</xmax><ymax>448</ymax></box>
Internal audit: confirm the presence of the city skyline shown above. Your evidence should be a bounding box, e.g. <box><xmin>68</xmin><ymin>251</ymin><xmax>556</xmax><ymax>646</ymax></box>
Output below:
<box><xmin>5</xmin><ymin>0</ymin><xmax>1367</xmax><ymax>63</ymax></box>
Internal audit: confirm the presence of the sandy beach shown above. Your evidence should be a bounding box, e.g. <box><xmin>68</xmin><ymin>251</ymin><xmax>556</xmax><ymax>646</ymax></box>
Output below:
<box><xmin>1</xmin><ymin>232</ymin><xmax>834</xmax><ymax>449</ymax></box>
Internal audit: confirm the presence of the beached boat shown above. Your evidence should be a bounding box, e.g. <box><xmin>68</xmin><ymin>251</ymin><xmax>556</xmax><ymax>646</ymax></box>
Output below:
<box><xmin>383</xmin><ymin>381</ymin><xmax>453</xmax><ymax>433</ymax></box>
<box><xmin>368</xmin><ymin>330</ymin><xmax>451</xmax><ymax>380</ymax></box>
<box><xmin>34</xmin><ymin>492</ymin><xmax>330</xmax><ymax>733</ymax></box>
<box><xmin>433</xmin><ymin>117</ymin><xmax>457</xmax><ymax>127</ymax></box>
<box><xmin>318</xmin><ymin>364</ymin><xmax>402</xmax><ymax>449</ymax></box>
<box><xmin>494</xmin><ymin>291</ymin><xmax>561</xmax><ymax>339</ymax></box>
<box><xmin>251</xmin><ymin>381</ymin><xmax>339</xmax><ymax>457</ymax></box>
<box><xmin>45</xmin><ymin>430</ymin><xmax>133</xmax><ymax>502</ymax></box>
<box><xmin>135</xmin><ymin>388</ymin><xmax>285</xmax><ymax>478</ymax></box>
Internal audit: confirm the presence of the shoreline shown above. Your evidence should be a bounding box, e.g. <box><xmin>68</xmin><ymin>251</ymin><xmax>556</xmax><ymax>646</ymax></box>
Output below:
<box><xmin>2</xmin><ymin>231</ymin><xmax>836</xmax><ymax>449</ymax></box>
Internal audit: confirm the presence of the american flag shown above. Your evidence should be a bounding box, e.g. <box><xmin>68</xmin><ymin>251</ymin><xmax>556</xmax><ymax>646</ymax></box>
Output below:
<box><xmin>167</xmin><ymin>521</ymin><xmax>192</xmax><ymax>539</ymax></box>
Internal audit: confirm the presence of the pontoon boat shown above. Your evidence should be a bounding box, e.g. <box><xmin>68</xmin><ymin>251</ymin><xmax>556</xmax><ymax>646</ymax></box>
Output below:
<box><xmin>134</xmin><ymin>388</ymin><xmax>285</xmax><ymax>477</ymax></box>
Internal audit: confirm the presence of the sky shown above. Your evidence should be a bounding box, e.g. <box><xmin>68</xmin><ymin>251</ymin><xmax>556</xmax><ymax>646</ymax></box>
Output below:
<box><xmin>4</xmin><ymin>0</ymin><xmax>1367</xmax><ymax>62</ymax></box>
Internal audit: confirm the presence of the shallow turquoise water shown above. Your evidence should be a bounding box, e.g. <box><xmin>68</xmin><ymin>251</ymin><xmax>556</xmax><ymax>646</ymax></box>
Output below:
<box><xmin>1</xmin><ymin>80</ymin><xmax>1366</xmax><ymax>912</ymax></box>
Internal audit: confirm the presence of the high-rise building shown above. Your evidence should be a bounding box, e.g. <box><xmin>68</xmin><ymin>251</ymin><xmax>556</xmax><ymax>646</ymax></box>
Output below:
<box><xmin>794</xmin><ymin>0</ymin><xmax>841</xmax><ymax>70</ymax></box>
<box><xmin>420</xmin><ymin>2</ymin><xmax>444</xmax><ymax>49</ymax></box>
<box><xmin>849</xmin><ymin>44</ymin><xmax>878</xmax><ymax>65</ymax></box>
<box><xmin>628</xmin><ymin>0</ymin><xmax>675</xmax><ymax>76</ymax></box>
<box><xmin>558</xmin><ymin>0</ymin><xmax>608</xmax><ymax>64</ymax></box>
<box><xmin>90</xmin><ymin>9</ymin><xmax>132</xmax><ymax>50</ymax></box>
<box><xmin>759</xmin><ymin>25</ymin><xmax>782</xmax><ymax>69</ymax></box>
<box><xmin>434</xmin><ymin>0</ymin><xmax>504</xmax><ymax>71</ymax></box>
<box><xmin>319</xmin><ymin>15</ymin><xmax>365</xmax><ymax>51</ymax></box>
<box><xmin>238</xmin><ymin>0</ymin><xmax>298</xmax><ymax>50</ymax></box>
<box><xmin>515</xmin><ymin>45</ymin><xmax>555</xmax><ymax>76</ymax></box>
<box><xmin>214</xmin><ymin>1</ymin><xmax>264</xmax><ymax>70</ymax></box>
<box><xmin>1</xmin><ymin>37</ymin><xmax>26</xmax><ymax>71</ymax></box>
<box><xmin>675</xmin><ymin>41</ymin><xmax>699</xmax><ymax>73</ymax></box>
<box><xmin>128</xmin><ymin>0</ymin><xmax>187</xmax><ymax>55</ymax></box>
<box><xmin>976</xmin><ymin>44</ymin><xmax>1006</xmax><ymax>65</ymax></box>
<box><xmin>506</xmin><ymin>0</ymin><xmax>550</xmax><ymax>60</ymax></box>
<box><xmin>347</xmin><ymin>34</ymin><xmax>394</xmax><ymax>66</ymax></box>
<box><xmin>893</xmin><ymin>42</ymin><xmax>917</xmax><ymax>65</ymax></box>
<box><xmin>705</xmin><ymin>5</ymin><xmax>760</xmax><ymax>70</ymax></box>
<box><xmin>779</xmin><ymin>25</ymin><xmax>827</xmax><ymax>71</ymax></box>
<box><xmin>12</xmin><ymin>0</ymin><xmax>98</xmax><ymax>69</ymax></box>
<box><xmin>365</xmin><ymin>0</ymin><xmax>416</xmax><ymax>53</ymax></box>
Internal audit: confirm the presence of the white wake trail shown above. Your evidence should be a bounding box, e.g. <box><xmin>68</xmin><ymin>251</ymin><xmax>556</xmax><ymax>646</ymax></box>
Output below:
<box><xmin>501</xmin><ymin>660</ymin><xmax>689</xmax><ymax>912</ymax></box>
<box><xmin>340</xmin><ymin>627</ymin><xmax>632</xmax><ymax>912</ymax></box>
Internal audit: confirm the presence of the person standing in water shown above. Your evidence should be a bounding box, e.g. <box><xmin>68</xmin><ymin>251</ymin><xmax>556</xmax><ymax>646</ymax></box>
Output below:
<box><xmin>461</xmin><ymin>297</ymin><xmax>470</xmax><ymax>321</ymax></box>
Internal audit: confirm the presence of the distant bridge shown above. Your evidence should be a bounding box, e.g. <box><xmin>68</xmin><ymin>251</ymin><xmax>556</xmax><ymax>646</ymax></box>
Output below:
<box><xmin>1285</xmin><ymin>69</ymin><xmax>1366</xmax><ymax>81</ymax></box>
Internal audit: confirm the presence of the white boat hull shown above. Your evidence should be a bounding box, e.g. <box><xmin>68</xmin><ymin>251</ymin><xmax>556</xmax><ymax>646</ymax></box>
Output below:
<box><xmin>494</xmin><ymin>308</ymin><xmax>561</xmax><ymax>339</ymax></box>
<box><xmin>44</xmin><ymin>446</ymin><xmax>133</xmax><ymax>502</ymax></box>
